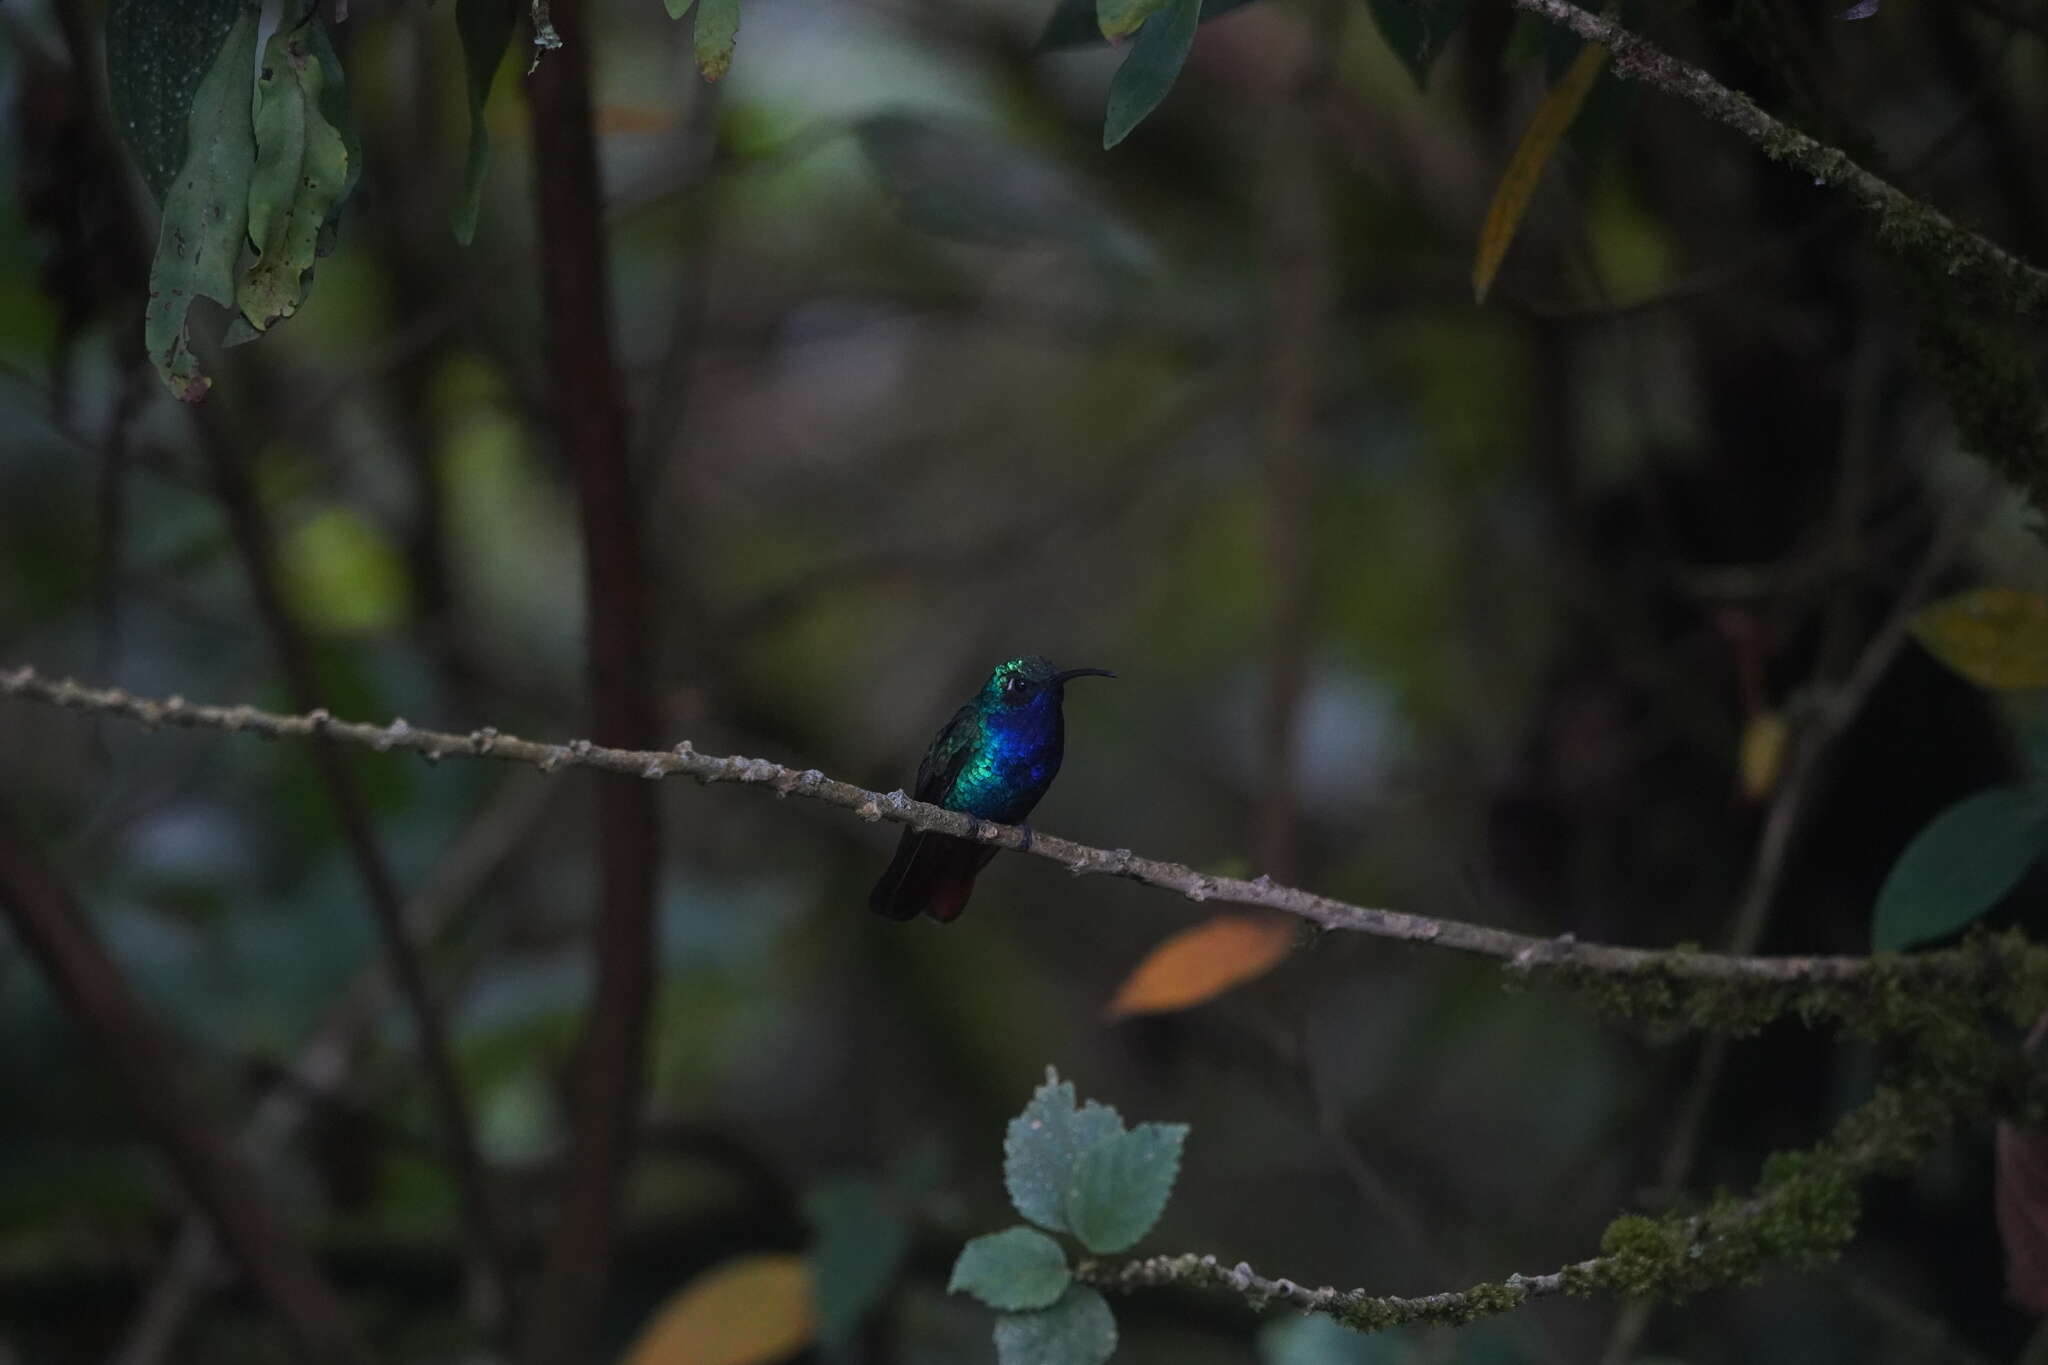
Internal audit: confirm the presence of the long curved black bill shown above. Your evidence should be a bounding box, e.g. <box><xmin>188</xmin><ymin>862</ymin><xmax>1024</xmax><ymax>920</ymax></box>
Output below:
<box><xmin>1053</xmin><ymin>667</ymin><xmax>1116</xmax><ymax>684</ymax></box>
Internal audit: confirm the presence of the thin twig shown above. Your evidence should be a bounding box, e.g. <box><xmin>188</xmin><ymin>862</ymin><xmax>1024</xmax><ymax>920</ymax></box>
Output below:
<box><xmin>110</xmin><ymin>779</ymin><xmax>563</xmax><ymax>1365</ymax></box>
<box><xmin>7</xmin><ymin>665</ymin><xmax>2045</xmax><ymax>995</ymax></box>
<box><xmin>203</xmin><ymin>421</ymin><xmax>517</xmax><ymax>1316</ymax></box>
<box><xmin>1078</xmin><ymin>1099</ymin><xmax>1928</xmax><ymax>1338</ymax></box>
<box><xmin>1601</xmin><ymin>478</ymin><xmax>1997</xmax><ymax>1364</ymax></box>
<box><xmin>0</xmin><ymin>810</ymin><xmax>375</xmax><ymax>1364</ymax></box>
<box><xmin>1507</xmin><ymin>0</ymin><xmax>2048</xmax><ymax>316</ymax></box>
<box><xmin>1255</xmin><ymin>0</ymin><xmax>1337</xmax><ymax>883</ymax></box>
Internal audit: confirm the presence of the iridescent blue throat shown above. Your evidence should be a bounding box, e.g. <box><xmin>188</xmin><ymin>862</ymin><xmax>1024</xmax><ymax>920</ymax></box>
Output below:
<box><xmin>946</xmin><ymin>689</ymin><xmax>1065</xmax><ymax>825</ymax></box>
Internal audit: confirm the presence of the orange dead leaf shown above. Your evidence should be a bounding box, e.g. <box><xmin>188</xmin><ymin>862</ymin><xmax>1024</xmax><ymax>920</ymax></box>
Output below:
<box><xmin>621</xmin><ymin>1254</ymin><xmax>816</xmax><ymax>1365</ymax></box>
<box><xmin>1472</xmin><ymin>43</ymin><xmax>1610</xmax><ymax>305</ymax></box>
<box><xmin>1105</xmin><ymin>914</ymin><xmax>1295</xmax><ymax>1020</ymax></box>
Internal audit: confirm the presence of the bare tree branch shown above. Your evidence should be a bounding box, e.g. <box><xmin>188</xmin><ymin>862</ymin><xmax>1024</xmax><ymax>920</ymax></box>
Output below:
<box><xmin>1507</xmin><ymin>0</ymin><xmax>2048</xmax><ymax>316</ymax></box>
<box><xmin>202</xmin><ymin>420</ymin><xmax>516</xmax><ymax>1315</ymax></box>
<box><xmin>6</xmin><ymin>666</ymin><xmax>2043</xmax><ymax>997</ymax></box>
<box><xmin>111</xmin><ymin>778</ymin><xmax>563</xmax><ymax>1365</ymax></box>
<box><xmin>520</xmin><ymin>0</ymin><xmax>663</xmax><ymax>1360</ymax></box>
<box><xmin>0</xmin><ymin>808</ymin><xmax>375</xmax><ymax>1364</ymax></box>
<box><xmin>1078</xmin><ymin>1092</ymin><xmax>1928</xmax><ymax>1337</ymax></box>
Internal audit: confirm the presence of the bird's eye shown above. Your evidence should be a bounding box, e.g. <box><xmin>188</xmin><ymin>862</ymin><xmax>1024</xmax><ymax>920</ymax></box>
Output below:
<box><xmin>1003</xmin><ymin>675</ymin><xmax>1028</xmax><ymax>698</ymax></box>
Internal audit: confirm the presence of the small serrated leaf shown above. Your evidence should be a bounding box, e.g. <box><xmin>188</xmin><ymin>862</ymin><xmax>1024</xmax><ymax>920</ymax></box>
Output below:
<box><xmin>1472</xmin><ymin>42</ymin><xmax>1608</xmax><ymax>304</ymax></box>
<box><xmin>1911</xmin><ymin>588</ymin><xmax>2048</xmax><ymax>691</ymax></box>
<box><xmin>1872</xmin><ymin>784</ymin><xmax>2048</xmax><ymax>951</ymax></box>
<box><xmin>694</xmin><ymin>0</ymin><xmax>742</xmax><ymax>81</ymax></box>
<box><xmin>994</xmin><ymin>1288</ymin><xmax>1118</xmax><ymax>1365</ymax></box>
<box><xmin>453</xmin><ymin>0</ymin><xmax>517</xmax><ymax>244</ymax></box>
<box><xmin>1004</xmin><ymin>1068</ymin><xmax>1123</xmax><ymax>1232</ymax></box>
<box><xmin>1103</xmin><ymin>0</ymin><xmax>1200</xmax><ymax>150</ymax></box>
<box><xmin>949</xmin><ymin>1226</ymin><xmax>1072</xmax><ymax>1311</ymax></box>
<box><xmin>1065</xmin><ymin>1121</ymin><xmax>1187</xmax><ymax>1253</ymax></box>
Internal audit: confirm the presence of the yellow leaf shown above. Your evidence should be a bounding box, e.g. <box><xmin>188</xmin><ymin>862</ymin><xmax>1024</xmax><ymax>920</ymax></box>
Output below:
<box><xmin>1471</xmin><ymin>43</ymin><xmax>1609</xmax><ymax>305</ymax></box>
<box><xmin>1105</xmin><ymin>914</ymin><xmax>1294</xmax><ymax>1020</ymax></box>
<box><xmin>1738</xmin><ymin>710</ymin><xmax>1789</xmax><ymax>802</ymax></box>
<box><xmin>1911</xmin><ymin>588</ymin><xmax>2048</xmax><ymax>691</ymax></box>
<box><xmin>620</xmin><ymin>1255</ymin><xmax>815</xmax><ymax>1365</ymax></box>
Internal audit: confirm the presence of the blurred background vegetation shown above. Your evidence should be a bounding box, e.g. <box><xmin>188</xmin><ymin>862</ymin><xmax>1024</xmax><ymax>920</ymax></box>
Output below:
<box><xmin>3</xmin><ymin>0</ymin><xmax>2048</xmax><ymax>1361</ymax></box>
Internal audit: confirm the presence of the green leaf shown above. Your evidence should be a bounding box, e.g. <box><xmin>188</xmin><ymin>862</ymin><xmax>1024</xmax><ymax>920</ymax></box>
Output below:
<box><xmin>1362</xmin><ymin>0</ymin><xmax>1471</xmax><ymax>90</ymax></box>
<box><xmin>694</xmin><ymin>0</ymin><xmax>742</xmax><ymax>81</ymax></box>
<box><xmin>235</xmin><ymin>18</ymin><xmax>353</xmax><ymax>335</ymax></box>
<box><xmin>1037</xmin><ymin>0</ymin><xmax>1255</xmax><ymax>51</ymax></box>
<box><xmin>454</xmin><ymin>0</ymin><xmax>518</xmax><ymax>245</ymax></box>
<box><xmin>141</xmin><ymin>3</ymin><xmax>259</xmax><ymax>401</ymax></box>
<box><xmin>1098</xmin><ymin>0</ymin><xmax>1170</xmax><ymax>39</ymax></box>
<box><xmin>1873</xmin><ymin>784</ymin><xmax>2048</xmax><ymax>951</ymax></box>
<box><xmin>1260</xmin><ymin>1315</ymin><xmax>1412</xmax><ymax>1365</ymax></box>
<box><xmin>806</xmin><ymin>1179</ymin><xmax>910</xmax><ymax>1349</ymax></box>
<box><xmin>994</xmin><ymin>1288</ymin><xmax>1117</xmax><ymax>1365</ymax></box>
<box><xmin>665</xmin><ymin>0</ymin><xmax>698</xmax><ymax>15</ymax></box>
<box><xmin>305</xmin><ymin>18</ymin><xmax>363</xmax><ymax>258</ymax></box>
<box><xmin>106</xmin><ymin>0</ymin><xmax>248</xmax><ymax>202</ymax></box>
<box><xmin>1065</xmin><ymin>1121</ymin><xmax>1187</xmax><ymax>1253</ymax></box>
<box><xmin>1005</xmin><ymin>1069</ymin><xmax>1123</xmax><ymax>1232</ymax></box>
<box><xmin>1103</xmin><ymin>0</ymin><xmax>1200</xmax><ymax>149</ymax></box>
<box><xmin>949</xmin><ymin>1227</ymin><xmax>1072</xmax><ymax>1311</ymax></box>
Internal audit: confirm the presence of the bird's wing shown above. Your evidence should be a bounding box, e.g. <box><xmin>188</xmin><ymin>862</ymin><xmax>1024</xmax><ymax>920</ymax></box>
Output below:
<box><xmin>914</xmin><ymin>702</ymin><xmax>981</xmax><ymax>805</ymax></box>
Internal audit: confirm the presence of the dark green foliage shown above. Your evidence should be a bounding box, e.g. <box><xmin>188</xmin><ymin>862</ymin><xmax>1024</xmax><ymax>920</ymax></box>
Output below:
<box><xmin>1103</xmin><ymin>0</ymin><xmax>1202</xmax><ymax>149</ymax></box>
<box><xmin>1361</xmin><ymin>0</ymin><xmax>1471</xmax><ymax>90</ymax></box>
<box><xmin>105</xmin><ymin>0</ymin><xmax>249</xmax><ymax>201</ymax></box>
<box><xmin>1035</xmin><ymin>0</ymin><xmax>1259</xmax><ymax>51</ymax></box>
<box><xmin>1873</xmin><ymin>784</ymin><xmax>2048</xmax><ymax>952</ymax></box>
<box><xmin>951</xmin><ymin>1226</ymin><xmax>1074</xmax><ymax>1310</ymax></box>
<box><xmin>454</xmin><ymin>0</ymin><xmax>518</xmax><ymax>244</ymax></box>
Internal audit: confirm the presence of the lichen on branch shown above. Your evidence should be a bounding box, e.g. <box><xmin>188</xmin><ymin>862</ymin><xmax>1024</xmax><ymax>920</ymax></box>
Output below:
<box><xmin>1506</xmin><ymin>0</ymin><xmax>2048</xmax><ymax>318</ymax></box>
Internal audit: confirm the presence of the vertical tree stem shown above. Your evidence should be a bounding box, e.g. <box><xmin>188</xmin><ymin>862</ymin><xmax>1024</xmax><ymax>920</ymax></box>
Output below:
<box><xmin>519</xmin><ymin>2</ymin><xmax>663</xmax><ymax>1361</ymax></box>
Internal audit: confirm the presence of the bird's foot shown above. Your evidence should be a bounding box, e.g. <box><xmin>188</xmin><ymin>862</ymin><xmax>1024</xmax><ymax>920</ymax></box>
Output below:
<box><xmin>1016</xmin><ymin>824</ymin><xmax>1034</xmax><ymax>854</ymax></box>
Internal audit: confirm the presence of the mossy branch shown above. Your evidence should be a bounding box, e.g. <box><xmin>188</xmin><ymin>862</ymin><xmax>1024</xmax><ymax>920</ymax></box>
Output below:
<box><xmin>1077</xmin><ymin>1087</ymin><xmax>1962</xmax><ymax>1335</ymax></box>
<box><xmin>9</xmin><ymin>665</ymin><xmax>2048</xmax><ymax>1025</ymax></box>
<box><xmin>1507</xmin><ymin>0</ymin><xmax>2048</xmax><ymax>318</ymax></box>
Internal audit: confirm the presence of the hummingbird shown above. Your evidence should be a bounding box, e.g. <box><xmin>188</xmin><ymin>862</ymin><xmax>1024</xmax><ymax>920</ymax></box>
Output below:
<box><xmin>869</xmin><ymin>656</ymin><xmax>1115</xmax><ymax>923</ymax></box>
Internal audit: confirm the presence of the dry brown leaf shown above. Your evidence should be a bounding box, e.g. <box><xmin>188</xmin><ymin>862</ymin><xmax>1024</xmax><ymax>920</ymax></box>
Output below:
<box><xmin>621</xmin><ymin>1254</ymin><xmax>816</xmax><ymax>1365</ymax></box>
<box><xmin>1471</xmin><ymin>43</ymin><xmax>1609</xmax><ymax>305</ymax></box>
<box><xmin>1105</xmin><ymin>914</ymin><xmax>1295</xmax><ymax>1020</ymax></box>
